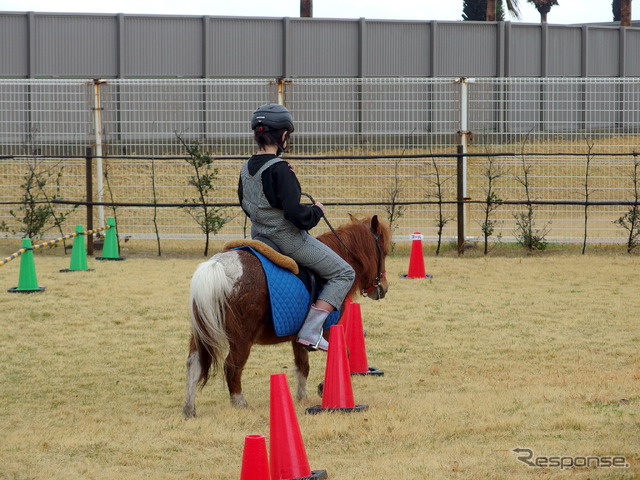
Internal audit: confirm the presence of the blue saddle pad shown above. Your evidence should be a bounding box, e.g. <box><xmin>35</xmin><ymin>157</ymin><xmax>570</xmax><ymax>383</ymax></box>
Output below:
<box><xmin>235</xmin><ymin>246</ymin><xmax>340</xmax><ymax>337</ymax></box>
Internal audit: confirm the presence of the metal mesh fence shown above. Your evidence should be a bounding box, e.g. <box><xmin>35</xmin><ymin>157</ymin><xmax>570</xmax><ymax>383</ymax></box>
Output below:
<box><xmin>1</xmin><ymin>77</ymin><xmax>638</xmax><ymax>246</ymax></box>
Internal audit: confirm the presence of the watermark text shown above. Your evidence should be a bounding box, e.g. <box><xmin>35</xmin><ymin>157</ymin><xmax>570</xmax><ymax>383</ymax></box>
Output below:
<box><xmin>512</xmin><ymin>448</ymin><xmax>629</xmax><ymax>470</ymax></box>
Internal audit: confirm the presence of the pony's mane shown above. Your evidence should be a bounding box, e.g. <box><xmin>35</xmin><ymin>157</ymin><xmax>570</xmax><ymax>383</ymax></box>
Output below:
<box><xmin>317</xmin><ymin>216</ymin><xmax>391</xmax><ymax>298</ymax></box>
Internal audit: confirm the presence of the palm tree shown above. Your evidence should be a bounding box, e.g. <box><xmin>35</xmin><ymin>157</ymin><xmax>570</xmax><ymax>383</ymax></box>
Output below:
<box><xmin>487</xmin><ymin>0</ymin><xmax>520</xmax><ymax>20</ymax></box>
<box><xmin>528</xmin><ymin>0</ymin><xmax>559</xmax><ymax>23</ymax></box>
<box><xmin>463</xmin><ymin>0</ymin><xmax>506</xmax><ymax>20</ymax></box>
<box><xmin>300</xmin><ymin>0</ymin><xmax>312</xmax><ymax>17</ymax></box>
<box><xmin>613</xmin><ymin>0</ymin><xmax>622</xmax><ymax>20</ymax></box>
<box><xmin>621</xmin><ymin>0</ymin><xmax>632</xmax><ymax>26</ymax></box>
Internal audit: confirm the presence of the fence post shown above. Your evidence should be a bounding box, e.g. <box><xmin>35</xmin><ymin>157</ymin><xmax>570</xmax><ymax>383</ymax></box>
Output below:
<box><xmin>277</xmin><ymin>77</ymin><xmax>285</xmax><ymax>105</ymax></box>
<box><xmin>456</xmin><ymin>77</ymin><xmax>473</xmax><ymax>251</ymax></box>
<box><xmin>456</xmin><ymin>145</ymin><xmax>465</xmax><ymax>255</ymax></box>
<box><xmin>85</xmin><ymin>147</ymin><xmax>94</xmax><ymax>256</ymax></box>
<box><xmin>92</xmin><ymin>79</ymin><xmax>107</xmax><ymax>229</ymax></box>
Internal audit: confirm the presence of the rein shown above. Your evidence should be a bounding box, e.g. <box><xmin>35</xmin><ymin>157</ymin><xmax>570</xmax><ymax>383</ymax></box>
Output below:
<box><xmin>301</xmin><ymin>192</ymin><xmax>385</xmax><ymax>297</ymax></box>
<box><xmin>362</xmin><ymin>231</ymin><xmax>385</xmax><ymax>298</ymax></box>
<box><xmin>301</xmin><ymin>192</ymin><xmax>355</xmax><ymax>257</ymax></box>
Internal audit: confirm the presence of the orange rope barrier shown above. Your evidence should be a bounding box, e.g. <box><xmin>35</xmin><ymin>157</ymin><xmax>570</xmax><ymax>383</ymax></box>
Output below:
<box><xmin>0</xmin><ymin>225</ymin><xmax>112</xmax><ymax>267</ymax></box>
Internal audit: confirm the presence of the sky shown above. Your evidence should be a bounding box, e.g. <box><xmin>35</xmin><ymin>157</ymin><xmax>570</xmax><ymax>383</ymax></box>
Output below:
<box><xmin>0</xmin><ymin>0</ymin><xmax>636</xmax><ymax>25</ymax></box>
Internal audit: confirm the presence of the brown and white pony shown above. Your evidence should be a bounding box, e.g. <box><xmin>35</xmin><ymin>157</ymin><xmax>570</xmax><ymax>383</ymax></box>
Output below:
<box><xmin>183</xmin><ymin>215</ymin><xmax>391</xmax><ymax>417</ymax></box>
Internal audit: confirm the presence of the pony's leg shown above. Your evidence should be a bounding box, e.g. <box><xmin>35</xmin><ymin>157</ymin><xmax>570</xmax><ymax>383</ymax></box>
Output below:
<box><xmin>292</xmin><ymin>341</ymin><xmax>310</xmax><ymax>401</ymax></box>
<box><xmin>183</xmin><ymin>338</ymin><xmax>201</xmax><ymax>418</ymax></box>
<box><xmin>224</xmin><ymin>343</ymin><xmax>251</xmax><ymax>408</ymax></box>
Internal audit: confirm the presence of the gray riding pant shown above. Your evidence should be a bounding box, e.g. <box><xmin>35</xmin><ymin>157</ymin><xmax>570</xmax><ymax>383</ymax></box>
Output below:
<box><xmin>272</xmin><ymin>231</ymin><xmax>355</xmax><ymax>310</ymax></box>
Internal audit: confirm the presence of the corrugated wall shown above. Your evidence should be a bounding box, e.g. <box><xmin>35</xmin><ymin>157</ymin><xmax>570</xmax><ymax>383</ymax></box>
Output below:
<box><xmin>124</xmin><ymin>16</ymin><xmax>204</xmax><ymax>77</ymax></box>
<box><xmin>0</xmin><ymin>12</ymin><xmax>639</xmax><ymax>79</ymax></box>
<box><xmin>32</xmin><ymin>14</ymin><xmax>119</xmax><ymax>77</ymax></box>
<box><xmin>548</xmin><ymin>26</ymin><xmax>583</xmax><ymax>76</ymax></box>
<box><xmin>625</xmin><ymin>29</ymin><xmax>640</xmax><ymax>76</ymax></box>
<box><xmin>0</xmin><ymin>14</ymin><xmax>28</xmax><ymax>76</ymax></box>
<box><xmin>588</xmin><ymin>27</ymin><xmax>620</xmax><ymax>76</ymax></box>
<box><xmin>289</xmin><ymin>19</ymin><xmax>360</xmax><ymax>77</ymax></box>
<box><xmin>436</xmin><ymin>22</ymin><xmax>498</xmax><ymax>77</ymax></box>
<box><xmin>507</xmin><ymin>25</ymin><xmax>541</xmax><ymax>77</ymax></box>
<box><xmin>363</xmin><ymin>21</ymin><xmax>432</xmax><ymax>77</ymax></box>
<box><xmin>208</xmin><ymin>18</ymin><xmax>283</xmax><ymax>77</ymax></box>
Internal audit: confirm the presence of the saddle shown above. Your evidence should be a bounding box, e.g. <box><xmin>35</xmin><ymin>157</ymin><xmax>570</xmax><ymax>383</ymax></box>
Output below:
<box><xmin>223</xmin><ymin>238</ymin><xmax>341</xmax><ymax>337</ymax></box>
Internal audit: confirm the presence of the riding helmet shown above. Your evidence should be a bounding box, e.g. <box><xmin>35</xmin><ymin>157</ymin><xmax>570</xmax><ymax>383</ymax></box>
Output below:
<box><xmin>251</xmin><ymin>104</ymin><xmax>295</xmax><ymax>132</ymax></box>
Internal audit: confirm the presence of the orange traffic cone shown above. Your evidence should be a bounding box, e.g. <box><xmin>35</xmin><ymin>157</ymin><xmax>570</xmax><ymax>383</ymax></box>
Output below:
<box><xmin>240</xmin><ymin>435</ymin><xmax>271</xmax><ymax>480</ymax></box>
<box><xmin>270</xmin><ymin>374</ymin><xmax>328</xmax><ymax>480</ymax></box>
<box><xmin>338</xmin><ymin>295</ymin><xmax>353</xmax><ymax>326</ymax></box>
<box><xmin>344</xmin><ymin>302</ymin><xmax>383</xmax><ymax>377</ymax></box>
<box><xmin>401</xmin><ymin>232</ymin><xmax>432</xmax><ymax>279</ymax></box>
<box><xmin>306</xmin><ymin>325</ymin><xmax>368</xmax><ymax>414</ymax></box>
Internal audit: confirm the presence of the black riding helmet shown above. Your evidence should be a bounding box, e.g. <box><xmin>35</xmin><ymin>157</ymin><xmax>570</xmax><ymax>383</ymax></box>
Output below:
<box><xmin>251</xmin><ymin>104</ymin><xmax>295</xmax><ymax>133</ymax></box>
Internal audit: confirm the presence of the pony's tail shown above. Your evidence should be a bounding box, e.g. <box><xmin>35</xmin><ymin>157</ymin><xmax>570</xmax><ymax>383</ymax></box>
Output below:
<box><xmin>189</xmin><ymin>256</ymin><xmax>232</xmax><ymax>387</ymax></box>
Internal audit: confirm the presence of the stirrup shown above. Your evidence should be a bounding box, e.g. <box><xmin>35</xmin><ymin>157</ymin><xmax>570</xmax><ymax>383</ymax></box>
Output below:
<box><xmin>296</xmin><ymin>336</ymin><xmax>329</xmax><ymax>352</ymax></box>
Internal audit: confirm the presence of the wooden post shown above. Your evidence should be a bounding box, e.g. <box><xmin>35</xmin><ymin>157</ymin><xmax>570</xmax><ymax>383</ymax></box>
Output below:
<box><xmin>85</xmin><ymin>147</ymin><xmax>94</xmax><ymax>256</ymax></box>
<box><xmin>457</xmin><ymin>145</ymin><xmax>465</xmax><ymax>255</ymax></box>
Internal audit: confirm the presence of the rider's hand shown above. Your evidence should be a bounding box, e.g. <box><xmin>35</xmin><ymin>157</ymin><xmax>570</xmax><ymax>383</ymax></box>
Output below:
<box><xmin>314</xmin><ymin>202</ymin><xmax>326</xmax><ymax>215</ymax></box>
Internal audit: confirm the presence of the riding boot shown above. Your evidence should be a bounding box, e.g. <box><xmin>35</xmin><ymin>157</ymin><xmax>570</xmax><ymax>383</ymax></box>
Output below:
<box><xmin>296</xmin><ymin>304</ymin><xmax>330</xmax><ymax>352</ymax></box>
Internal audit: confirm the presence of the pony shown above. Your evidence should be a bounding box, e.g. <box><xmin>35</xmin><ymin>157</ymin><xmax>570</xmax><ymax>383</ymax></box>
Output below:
<box><xmin>183</xmin><ymin>215</ymin><xmax>391</xmax><ymax>418</ymax></box>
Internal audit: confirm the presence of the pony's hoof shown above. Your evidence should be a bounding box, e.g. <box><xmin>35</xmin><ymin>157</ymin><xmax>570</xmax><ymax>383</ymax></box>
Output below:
<box><xmin>183</xmin><ymin>405</ymin><xmax>196</xmax><ymax>418</ymax></box>
<box><xmin>231</xmin><ymin>393</ymin><xmax>249</xmax><ymax>408</ymax></box>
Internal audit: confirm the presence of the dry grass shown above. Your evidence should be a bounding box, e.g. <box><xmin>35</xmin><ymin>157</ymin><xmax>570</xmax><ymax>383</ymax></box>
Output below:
<box><xmin>1</xmin><ymin>243</ymin><xmax>639</xmax><ymax>479</ymax></box>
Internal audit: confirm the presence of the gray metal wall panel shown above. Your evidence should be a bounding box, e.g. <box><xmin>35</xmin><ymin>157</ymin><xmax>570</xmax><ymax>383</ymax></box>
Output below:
<box><xmin>0</xmin><ymin>14</ymin><xmax>29</xmax><ymax>77</ymax></box>
<box><xmin>625</xmin><ymin>30</ymin><xmax>640</xmax><ymax>76</ymax></box>
<box><xmin>288</xmin><ymin>20</ymin><xmax>359</xmax><ymax>77</ymax></box>
<box><xmin>208</xmin><ymin>18</ymin><xmax>282</xmax><ymax>78</ymax></box>
<box><xmin>364</xmin><ymin>22</ymin><xmax>431</xmax><ymax>77</ymax></box>
<box><xmin>202</xmin><ymin>81</ymin><xmax>274</xmax><ymax>145</ymax></box>
<box><xmin>436</xmin><ymin>22</ymin><xmax>497</xmax><ymax>77</ymax></box>
<box><xmin>111</xmin><ymin>82</ymin><xmax>204</xmax><ymax>141</ymax></box>
<box><xmin>0</xmin><ymin>83</ymin><xmax>29</xmax><ymax>143</ymax></box>
<box><xmin>361</xmin><ymin>83</ymin><xmax>438</xmax><ymax>134</ymax></box>
<box><xmin>622</xmin><ymin>83</ymin><xmax>640</xmax><ymax>125</ymax></box>
<box><xmin>585</xmin><ymin>83</ymin><xmax>617</xmax><ymax>129</ymax></box>
<box><xmin>124</xmin><ymin>16</ymin><xmax>203</xmax><ymax>77</ymax></box>
<box><xmin>588</xmin><ymin>27</ymin><xmax>619</xmax><ymax>76</ymax></box>
<box><xmin>287</xmin><ymin>80</ymin><xmax>359</xmax><ymax>136</ymax></box>
<box><xmin>32</xmin><ymin>14</ymin><xmax>118</xmax><ymax>78</ymax></box>
<box><xmin>1</xmin><ymin>13</ymin><xmax>640</xmax><ymax>79</ymax></box>
<box><xmin>508</xmin><ymin>25</ymin><xmax>541</xmax><ymax>77</ymax></box>
<box><xmin>505</xmin><ymin>82</ymin><xmax>541</xmax><ymax>133</ymax></box>
<box><xmin>548</xmin><ymin>26</ymin><xmax>582</xmax><ymax>77</ymax></box>
<box><xmin>29</xmin><ymin>83</ymin><xmax>92</xmax><ymax>143</ymax></box>
<box><xmin>543</xmin><ymin>82</ymin><xmax>582</xmax><ymax>131</ymax></box>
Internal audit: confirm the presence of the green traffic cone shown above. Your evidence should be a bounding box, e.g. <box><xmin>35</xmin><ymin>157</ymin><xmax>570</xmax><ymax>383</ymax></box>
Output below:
<box><xmin>60</xmin><ymin>225</ymin><xmax>92</xmax><ymax>272</ymax></box>
<box><xmin>8</xmin><ymin>238</ymin><xmax>45</xmax><ymax>293</ymax></box>
<box><xmin>96</xmin><ymin>217</ymin><xmax>124</xmax><ymax>261</ymax></box>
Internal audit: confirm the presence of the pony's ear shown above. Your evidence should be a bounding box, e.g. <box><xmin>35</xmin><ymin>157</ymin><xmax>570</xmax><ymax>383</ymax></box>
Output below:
<box><xmin>348</xmin><ymin>213</ymin><xmax>357</xmax><ymax>223</ymax></box>
<box><xmin>370</xmin><ymin>214</ymin><xmax>380</xmax><ymax>232</ymax></box>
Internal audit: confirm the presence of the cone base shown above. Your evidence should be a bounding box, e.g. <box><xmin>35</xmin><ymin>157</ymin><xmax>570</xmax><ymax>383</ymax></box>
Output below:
<box><xmin>351</xmin><ymin>366</ymin><xmax>384</xmax><ymax>376</ymax></box>
<box><xmin>59</xmin><ymin>268</ymin><xmax>94</xmax><ymax>272</ymax></box>
<box><xmin>286</xmin><ymin>470</ymin><xmax>329</xmax><ymax>480</ymax></box>
<box><xmin>305</xmin><ymin>404</ymin><xmax>368</xmax><ymax>415</ymax></box>
<box><xmin>8</xmin><ymin>286</ymin><xmax>45</xmax><ymax>294</ymax></box>
<box><xmin>95</xmin><ymin>257</ymin><xmax>125</xmax><ymax>261</ymax></box>
<box><xmin>400</xmin><ymin>273</ymin><xmax>433</xmax><ymax>279</ymax></box>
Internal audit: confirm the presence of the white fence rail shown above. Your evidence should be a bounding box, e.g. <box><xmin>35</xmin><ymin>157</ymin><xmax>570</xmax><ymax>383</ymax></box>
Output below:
<box><xmin>1</xmin><ymin>77</ymin><xmax>639</xmax><ymax>246</ymax></box>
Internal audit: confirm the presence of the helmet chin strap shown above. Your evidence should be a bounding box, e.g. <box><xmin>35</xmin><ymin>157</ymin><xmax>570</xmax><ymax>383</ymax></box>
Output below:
<box><xmin>276</xmin><ymin>132</ymin><xmax>290</xmax><ymax>156</ymax></box>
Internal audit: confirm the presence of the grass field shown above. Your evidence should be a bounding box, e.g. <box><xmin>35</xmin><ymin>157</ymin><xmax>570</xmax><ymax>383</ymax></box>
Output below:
<box><xmin>1</xmin><ymin>242</ymin><xmax>639</xmax><ymax>479</ymax></box>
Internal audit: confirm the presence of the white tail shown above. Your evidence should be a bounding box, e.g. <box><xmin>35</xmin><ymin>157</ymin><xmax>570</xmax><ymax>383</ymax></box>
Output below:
<box><xmin>189</xmin><ymin>253</ymin><xmax>239</xmax><ymax>367</ymax></box>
